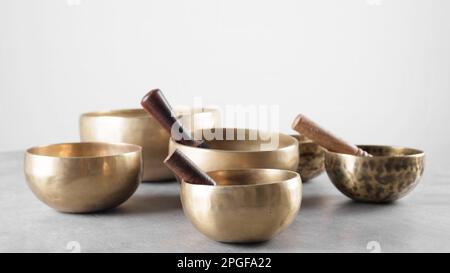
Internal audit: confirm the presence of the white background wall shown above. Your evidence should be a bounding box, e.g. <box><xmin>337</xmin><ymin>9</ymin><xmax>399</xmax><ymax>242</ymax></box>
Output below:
<box><xmin>1</xmin><ymin>0</ymin><xmax>449</xmax><ymax>173</ymax></box>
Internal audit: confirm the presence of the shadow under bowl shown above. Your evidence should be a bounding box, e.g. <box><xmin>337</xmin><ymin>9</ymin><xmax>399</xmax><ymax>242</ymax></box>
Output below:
<box><xmin>181</xmin><ymin>169</ymin><xmax>302</xmax><ymax>243</ymax></box>
<box><xmin>24</xmin><ymin>142</ymin><xmax>142</xmax><ymax>213</ymax></box>
<box><xmin>325</xmin><ymin>145</ymin><xmax>425</xmax><ymax>203</ymax></box>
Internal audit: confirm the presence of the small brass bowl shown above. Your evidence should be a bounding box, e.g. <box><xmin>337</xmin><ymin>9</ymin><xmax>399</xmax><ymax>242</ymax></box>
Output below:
<box><xmin>291</xmin><ymin>134</ymin><xmax>325</xmax><ymax>182</ymax></box>
<box><xmin>325</xmin><ymin>145</ymin><xmax>425</xmax><ymax>203</ymax></box>
<box><xmin>169</xmin><ymin>128</ymin><xmax>299</xmax><ymax>173</ymax></box>
<box><xmin>24</xmin><ymin>142</ymin><xmax>142</xmax><ymax>213</ymax></box>
<box><xmin>181</xmin><ymin>169</ymin><xmax>302</xmax><ymax>243</ymax></box>
<box><xmin>80</xmin><ymin>108</ymin><xmax>220</xmax><ymax>181</ymax></box>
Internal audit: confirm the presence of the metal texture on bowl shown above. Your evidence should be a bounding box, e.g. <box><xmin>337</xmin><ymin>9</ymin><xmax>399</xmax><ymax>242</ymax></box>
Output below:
<box><xmin>24</xmin><ymin>142</ymin><xmax>142</xmax><ymax>213</ymax></box>
<box><xmin>169</xmin><ymin>128</ymin><xmax>299</xmax><ymax>173</ymax></box>
<box><xmin>80</xmin><ymin>108</ymin><xmax>220</xmax><ymax>181</ymax></box>
<box><xmin>181</xmin><ymin>169</ymin><xmax>302</xmax><ymax>243</ymax></box>
<box><xmin>291</xmin><ymin>134</ymin><xmax>325</xmax><ymax>182</ymax></box>
<box><xmin>325</xmin><ymin>145</ymin><xmax>425</xmax><ymax>203</ymax></box>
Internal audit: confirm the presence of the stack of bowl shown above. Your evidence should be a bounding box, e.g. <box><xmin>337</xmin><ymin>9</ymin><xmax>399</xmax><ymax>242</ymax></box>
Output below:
<box><xmin>24</xmin><ymin>107</ymin><xmax>304</xmax><ymax>243</ymax></box>
<box><xmin>169</xmin><ymin>128</ymin><xmax>303</xmax><ymax>242</ymax></box>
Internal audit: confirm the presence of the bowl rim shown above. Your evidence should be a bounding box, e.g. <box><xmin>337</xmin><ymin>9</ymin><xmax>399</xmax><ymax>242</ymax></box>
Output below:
<box><xmin>171</xmin><ymin>128</ymin><xmax>298</xmax><ymax>154</ymax></box>
<box><xmin>325</xmin><ymin>144</ymin><xmax>425</xmax><ymax>158</ymax></box>
<box><xmin>80</xmin><ymin>107</ymin><xmax>220</xmax><ymax>120</ymax></box>
<box><xmin>26</xmin><ymin>142</ymin><xmax>142</xmax><ymax>159</ymax></box>
<box><xmin>80</xmin><ymin>108</ymin><xmax>152</xmax><ymax>120</ymax></box>
<box><xmin>181</xmin><ymin>168</ymin><xmax>301</xmax><ymax>188</ymax></box>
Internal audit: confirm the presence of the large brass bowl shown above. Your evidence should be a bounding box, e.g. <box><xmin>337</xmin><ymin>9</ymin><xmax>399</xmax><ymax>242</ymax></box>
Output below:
<box><xmin>24</xmin><ymin>142</ymin><xmax>142</xmax><ymax>213</ymax></box>
<box><xmin>291</xmin><ymin>134</ymin><xmax>325</xmax><ymax>182</ymax></box>
<box><xmin>169</xmin><ymin>128</ymin><xmax>299</xmax><ymax>173</ymax></box>
<box><xmin>325</xmin><ymin>145</ymin><xmax>425</xmax><ymax>203</ymax></box>
<box><xmin>80</xmin><ymin>108</ymin><xmax>220</xmax><ymax>181</ymax></box>
<box><xmin>181</xmin><ymin>169</ymin><xmax>302</xmax><ymax>243</ymax></box>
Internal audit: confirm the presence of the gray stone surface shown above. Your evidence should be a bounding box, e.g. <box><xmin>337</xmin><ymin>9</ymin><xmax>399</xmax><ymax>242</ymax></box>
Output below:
<box><xmin>1</xmin><ymin>151</ymin><xmax>449</xmax><ymax>253</ymax></box>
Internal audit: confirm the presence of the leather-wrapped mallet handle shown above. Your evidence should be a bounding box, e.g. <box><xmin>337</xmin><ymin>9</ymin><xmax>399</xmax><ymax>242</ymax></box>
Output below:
<box><xmin>141</xmin><ymin>89</ymin><xmax>208</xmax><ymax>148</ymax></box>
<box><xmin>292</xmin><ymin>114</ymin><xmax>371</xmax><ymax>157</ymax></box>
<box><xmin>164</xmin><ymin>149</ymin><xmax>216</xmax><ymax>186</ymax></box>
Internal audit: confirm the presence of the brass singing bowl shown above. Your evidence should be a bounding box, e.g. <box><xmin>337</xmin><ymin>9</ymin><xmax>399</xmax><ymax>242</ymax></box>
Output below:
<box><xmin>291</xmin><ymin>134</ymin><xmax>325</xmax><ymax>182</ymax></box>
<box><xmin>24</xmin><ymin>142</ymin><xmax>142</xmax><ymax>213</ymax></box>
<box><xmin>169</xmin><ymin>128</ymin><xmax>299</xmax><ymax>174</ymax></box>
<box><xmin>181</xmin><ymin>169</ymin><xmax>302</xmax><ymax>243</ymax></box>
<box><xmin>80</xmin><ymin>108</ymin><xmax>220</xmax><ymax>181</ymax></box>
<box><xmin>325</xmin><ymin>145</ymin><xmax>425</xmax><ymax>203</ymax></box>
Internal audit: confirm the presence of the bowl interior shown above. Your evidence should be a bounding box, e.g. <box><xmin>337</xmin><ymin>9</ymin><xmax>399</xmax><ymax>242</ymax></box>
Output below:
<box><xmin>356</xmin><ymin>145</ymin><xmax>424</xmax><ymax>157</ymax></box>
<box><xmin>27</xmin><ymin>142</ymin><xmax>140</xmax><ymax>158</ymax></box>
<box><xmin>191</xmin><ymin>128</ymin><xmax>296</xmax><ymax>151</ymax></box>
<box><xmin>205</xmin><ymin>169</ymin><xmax>298</xmax><ymax>186</ymax></box>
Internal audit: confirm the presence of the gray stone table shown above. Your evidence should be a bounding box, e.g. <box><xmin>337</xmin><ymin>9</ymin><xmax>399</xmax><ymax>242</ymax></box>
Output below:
<box><xmin>1</xmin><ymin>151</ymin><xmax>449</xmax><ymax>252</ymax></box>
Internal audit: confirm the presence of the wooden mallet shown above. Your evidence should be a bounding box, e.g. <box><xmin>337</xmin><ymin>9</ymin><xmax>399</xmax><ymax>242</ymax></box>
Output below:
<box><xmin>141</xmin><ymin>89</ymin><xmax>208</xmax><ymax>148</ymax></box>
<box><xmin>164</xmin><ymin>149</ymin><xmax>216</xmax><ymax>186</ymax></box>
<box><xmin>292</xmin><ymin>114</ymin><xmax>371</xmax><ymax>157</ymax></box>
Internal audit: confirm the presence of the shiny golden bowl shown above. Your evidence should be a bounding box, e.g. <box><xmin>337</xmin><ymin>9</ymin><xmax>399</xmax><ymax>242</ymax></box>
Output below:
<box><xmin>24</xmin><ymin>142</ymin><xmax>142</xmax><ymax>213</ymax></box>
<box><xmin>325</xmin><ymin>145</ymin><xmax>425</xmax><ymax>203</ymax></box>
<box><xmin>291</xmin><ymin>134</ymin><xmax>325</xmax><ymax>182</ymax></box>
<box><xmin>169</xmin><ymin>128</ymin><xmax>299</xmax><ymax>173</ymax></box>
<box><xmin>80</xmin><ymin>108</ymin><xmax>220</xmax><ymax>181</ymax></box>
<box><xmin>181</xmin><ymin>169</ymin><xmax>302</xmax><ymax>243</ymax></box>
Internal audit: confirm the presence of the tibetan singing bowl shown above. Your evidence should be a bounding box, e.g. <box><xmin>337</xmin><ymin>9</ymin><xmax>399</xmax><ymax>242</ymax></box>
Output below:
<box><xmin>291</xmin><ymin>134</ymin><xmax>325</xmax><ymax>182</ymax></box>
<box><xmin>169</xmin><ymin>128</ymin><xmax>299</xmax><ymax>173</ymax></box>
<box><xmin>181</xmin><ymin>169</ymin><xmax>302</xmax><ymax>243</ymax></box>
<box><xmin>325</xmin><ymin>145</ymin><xmax>425</xmax><ymax>203</ymax></box>
<box><xmin>24</xmin><ymin>142</ymin><xmax>142</xmax><ymax>213</ymax></box>
<box><xmin>80</xmin><ymin>108</ymin><xmax>220</xmax><ymax>181</ymax></box>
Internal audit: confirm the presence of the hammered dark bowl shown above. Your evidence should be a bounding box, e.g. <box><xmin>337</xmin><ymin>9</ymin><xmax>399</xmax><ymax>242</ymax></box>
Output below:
<box><xmin>325</xmin><ymin>145</ymin><xmax>425</xmax><ymax>203</ymax></box>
